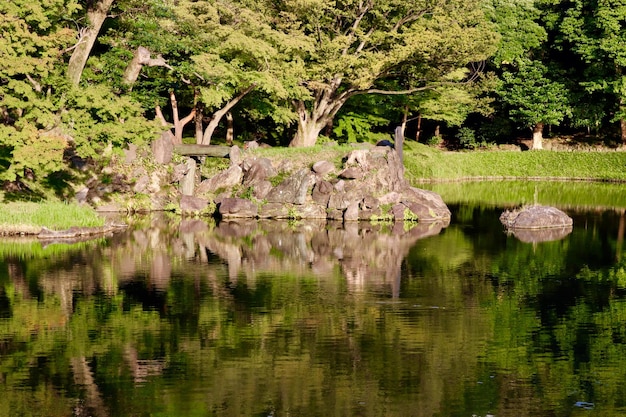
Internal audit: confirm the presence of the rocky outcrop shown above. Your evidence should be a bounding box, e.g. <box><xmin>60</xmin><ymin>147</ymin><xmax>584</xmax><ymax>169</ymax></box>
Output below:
<box><xmin>202</xmin><ymin>146</ymin><xmax>451</xmax><ymax>224</ymax></box>
<box><xmin>500</xmin><ymin>205</ymin><xmax>573</xmax><ymax>229</ymax></box>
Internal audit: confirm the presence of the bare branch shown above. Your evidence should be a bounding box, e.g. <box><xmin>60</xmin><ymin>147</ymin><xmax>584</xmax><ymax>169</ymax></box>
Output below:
<box><xmin>25</xmin><ymin>74</ymin><xmax>42</xmax><ymax>93</ymax></box>
<box><xmin>352</xmin><ymin>86</ymin><xmax>432</xmax><ymax>96</ymax></box>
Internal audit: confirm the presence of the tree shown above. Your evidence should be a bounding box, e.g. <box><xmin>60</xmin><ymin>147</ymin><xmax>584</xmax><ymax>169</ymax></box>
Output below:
<box><xmin>0</xmin><ymin>0</ymin><xmax>79</xmax><ymax>186</ymax></box>
<box><xmin>66</xmin><ymin>0</ymin><xmax>116</xmax><ymax>85</ymax></box>
<box><xmin>559</xmin><ymin>0</ymin><xmax>626</xmax><ymax>143</ymax></box>
<box><xmin>0</xmin><ymin>0</ymin><xmax>155</xmax><ymax>196</ymax></box>
<box><xmin>498</xmin><ymin>58</ymin><xmax>570</xmax><ymax>149</ymax></box>
<box><xmin>258</xmin><ymin>0</ymin><xmax>498</xmax><ymax>147</ymax></box>
<box><xmin>483</xmin><ymin>0</ymin><xmax>570</xmax><ymax>149</ymax></box>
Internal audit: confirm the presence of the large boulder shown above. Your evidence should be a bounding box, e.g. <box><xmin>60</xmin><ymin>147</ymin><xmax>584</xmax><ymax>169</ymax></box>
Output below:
<box><xmin>500</xmin><ymin>205</ymin><xmax>573</xmax><ymax>229</ymax></box>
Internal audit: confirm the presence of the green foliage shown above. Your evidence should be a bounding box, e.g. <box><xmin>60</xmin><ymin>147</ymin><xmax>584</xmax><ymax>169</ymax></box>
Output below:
<box><xmin>332</xmin><ymin>112</ymin><xmax>391</xmax><ymax>144</ymax></box>
<box><xmin>498</xmin><ymin>58</ymin><xmax>571</xmax><ymax>128</ymax></box>
<box><xmin>0</xmin><ymin>0</ymin><xmax>155</xmax><ymax>194</ymax></box>
<box><xmin>456</xmin><ymin>127</ymin><xmax>479</xmax><ymax>149</ymax></box>
<box><xmin>483</xmin><ymin>0</ymin><xmax>546</xmax><ymax>66</ymax></box>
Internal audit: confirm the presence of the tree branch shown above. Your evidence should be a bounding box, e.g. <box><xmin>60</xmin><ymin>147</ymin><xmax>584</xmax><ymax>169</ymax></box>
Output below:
<box><xmin>352</xmin><ymin>86</ymin><xmax>432</xmax><ymax>96</ymax></box>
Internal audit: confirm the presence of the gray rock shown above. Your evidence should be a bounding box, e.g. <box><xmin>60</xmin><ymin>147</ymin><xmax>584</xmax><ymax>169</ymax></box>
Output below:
<box><xmin>133</xmin><ymin>175</ymin><xmax>150</xmax><ymax>193</ymax></box>
<box><xmin>265</xmin><ymin>168</ymin><xmax>315</xmax><ymax>204</ymax></box>
<box><xmin>251</xmin><ymin>180</ymin><xmax>273</xmax><ymax>199</ymax></box>
<box><xmin>179</xmin><ymin>158</ymin><xmax>196</xmax><ymax>196</ymax></box>
<box><xmin>344</xmin><ymin>201</ymin><xmax>360</xmax><ymax>222</ymax></box>
<box><xmin>312</xmin><ymin>160</ymin><xmax>335</xmax><ymax>175</ymax></box>
<box><xmin>260</xmin><ymin>202</ymin><xmax>326</xmax><ymax>219</ymax></box>
<box><xmin>229</xmin><ymin>145</ymin><xmax>242</xmax><ymax>166</ymax></box>
<box><xmin>339</xmin><ymin>167</ymin><xmax>363</xmax><ymax>180</ymax></box>
<box><xmin>152</xmin><ymin>132</ymin><xmax>174</xmax><ymax>164</ymax></box>
<box><xmin>124</xmin><ymin>144</ymin><xmax>138</xmax><ymax>165</ymax></box>
<box><xmin>197</xmin><ymin>165</ymin><xmax>243</xmax><ymax>194</ymax></box>
<box><xmin>218</xmin><ymin>198</ymin><xmax>258</xmax><ymax>218</ymax></box>
<box><xmin>500</xmin><ymin>205</ymin><xmax>573</xmax><ymax>229</ymax></box>
<box><xmin>242</xmin><ymin>158</ymin><xmax>276</xmax><ymax>186</ymax></box>
<box><xmin>180</xmin><ymin>195</ymin><xmax>209</xmax><ymax>212</ymax></box>
<box><xmin>312</xmin><ymin>180</ymin><xmax>333</xmax><ymax>206</ymax></box>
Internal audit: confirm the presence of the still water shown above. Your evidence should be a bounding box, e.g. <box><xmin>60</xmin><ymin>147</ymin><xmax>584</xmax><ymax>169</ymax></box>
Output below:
<box><xmin>1</xmin><ymin>182</ymin><xmax>626</xmax><ymax>417</ymax></box>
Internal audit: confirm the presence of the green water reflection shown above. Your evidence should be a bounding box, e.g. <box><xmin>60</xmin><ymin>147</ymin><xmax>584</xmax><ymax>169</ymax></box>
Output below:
<box><xmin>422</xmin><ymin>180</ymin><xmax>626</xmax><ymax>209</ymax></box>
<box><xmin>1</xmin><ymin>191</ymin><xmax>626</xmax><ymax>416</ymax></box>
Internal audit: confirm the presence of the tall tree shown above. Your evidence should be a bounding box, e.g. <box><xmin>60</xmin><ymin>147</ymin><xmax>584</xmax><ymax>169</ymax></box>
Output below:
<box><xmin>260</xmin><ymin>0</ymin><xmax>498</xmax><ymax>147</ymax></box>
<box><xmin>67</xmin><ymin>0</ymin><xmax>116</xmax><ymax>85</ymax></box>
<box><xmin>483</xmin><ymin>0</ymin><xmax>570</xmax><ymax>149</ymax></box>
<box><xmin>498</xmin><ymin>58</ymin><xmax>570</xmax><ymax>149</ymax></box>
<box><xmin>559</xmin><ymin>0</ymin><xmax>626</xmax><ymax>143</ymax></box>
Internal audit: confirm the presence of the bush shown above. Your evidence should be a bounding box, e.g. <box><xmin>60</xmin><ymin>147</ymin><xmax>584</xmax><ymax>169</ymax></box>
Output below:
<box><xmin>456</xmin><ymin>127</ymin><xmax>478</xmax><ymax>149</ymax></box>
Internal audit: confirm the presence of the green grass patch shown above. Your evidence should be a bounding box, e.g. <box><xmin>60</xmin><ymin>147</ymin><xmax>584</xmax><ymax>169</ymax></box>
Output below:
<box><xmin>0</xmin><ymin>202</ymin><xmax>105</xmax><ymax>234</ymax></box>
<box><xmin>403</xmin><ymin>142</ymin><xmax>626</xmax><ymax>182</ymax></box>
<box><xmin>250</xmin><ymin>144</ymin><xmax>357</xmax><ymax>169</ymax></box>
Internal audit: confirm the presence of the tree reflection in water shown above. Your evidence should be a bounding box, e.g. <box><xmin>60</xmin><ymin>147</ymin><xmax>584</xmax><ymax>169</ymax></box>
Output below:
<box><xmin>1</xmin><ymin>208</ymin><xmax>626</xmax><ymax>417</ymax></box>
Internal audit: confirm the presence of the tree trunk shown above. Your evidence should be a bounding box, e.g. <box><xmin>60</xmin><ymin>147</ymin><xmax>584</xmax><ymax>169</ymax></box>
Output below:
<box><xmin>290</xmin><ymin>116</ymin><xmax>328</xmax><ymax>147</ymax></box>
<box><xmin>225</xmin><ymin>112</ymin><xmax>234</xmax><ymax>145</ymax></box>
<box><xmin>532</xmin><ymin>122</ymin><xmax>544</xmax><ymax>150</ymax></box>
<box><xmin>67</xmin><ymin>0</ymin><xmax>115</xmax><ymax>85</ymax></box>
<box><xmin>170</xmin><ymin>91</ymin><xmax>195</xmax><ymax>144</ymax></box>
<box><xmin>289</xmin><ymin>93</ymin><xmax>348</xmax><ymax>147</ymax></box>
<box><xmin>621</xmin><ymin>118</ymin><xmax>626</xmax><ymax>145</ymax></box>
<box><xmin>122</xmin><ymin>47</ymin><xmax>172</xmax><ymax>88</ymax></box>
<box><xmin>200</xmin><ymin>85</ymin><xmax>254</xmax><ymax>144</ymax></box>
<box><xmin>195</xmin><ymin>106</ymin><xmax>204</xmax><ymax>144</ymax></box>
<box><xmin>415</xmin><ymin>114</ymin><xmax>422</xmax><ymax>141</ymax></box>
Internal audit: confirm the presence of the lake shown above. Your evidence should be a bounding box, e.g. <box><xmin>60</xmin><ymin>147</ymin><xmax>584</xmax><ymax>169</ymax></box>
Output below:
<box><xmin>1</xmin><ymin>181</ymin><xmax>625</xmax><ymax>417</ymax></box>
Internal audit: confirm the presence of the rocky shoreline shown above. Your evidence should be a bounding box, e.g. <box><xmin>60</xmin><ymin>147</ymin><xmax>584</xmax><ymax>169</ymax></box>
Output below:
<box><xmin>114</xmin><ymin>138</ymin><xmax>452</xmax><ymax>225</ymax></box>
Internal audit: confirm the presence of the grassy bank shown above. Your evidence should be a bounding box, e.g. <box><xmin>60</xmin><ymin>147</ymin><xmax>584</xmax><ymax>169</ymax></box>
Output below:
<box><xmin>402</xmin><ymin>142</ymin><xmax>626</xmax><ymax>182</ymax></box>
<box><xmin>0</xmin><ymin>202</ymin><xmax>105</xmax><ymax>234</ymax></box>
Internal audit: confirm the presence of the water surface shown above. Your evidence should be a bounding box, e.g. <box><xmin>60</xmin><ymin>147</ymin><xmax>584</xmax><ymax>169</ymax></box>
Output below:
<box><xmin>1</xmin><ymin>182</ymin><xmax>626</xmax><ymax>417</ymax></box>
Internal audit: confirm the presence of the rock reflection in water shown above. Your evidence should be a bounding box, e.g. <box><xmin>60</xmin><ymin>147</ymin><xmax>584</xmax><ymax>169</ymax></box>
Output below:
<box><xmin>507</xmin><ymin>225</ymin><xmax>573</xmax><ymax>243</ymax></box>
<box><xmin>183</xmin><ymin>218</ymin><xmax>448</xmax><ymax>297</ymax></box>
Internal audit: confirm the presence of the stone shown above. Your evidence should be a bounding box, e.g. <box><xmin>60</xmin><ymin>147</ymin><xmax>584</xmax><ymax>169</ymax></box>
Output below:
<box><xmin>391</xmin><ymin>203</ymin><xmax>407</xmax><ymax>221</ymax></box>
<box><xmin>312</xmin><ymin>180</ymin><xmax>333</xmax><ymax>206</ymax></box>
<box><xmin>242</xmin><ymin>158</ymin><xmax>276</xmax><ymax>186</ymax></box>
<box><xmin>124</xmin><ymin>144</ymin><xmax>138</xmax><ymax>164</ymax></box>
<box><xmin>312</xmin><ymin>160</ymin><xmax>335</xmax><ymax>175</ymax></box>
<box><xmin>172</xmin><ymin>163</ymin><xmax>189</xmax><ymax>182</ymax></box>
<box><xmin>344</xmin><ymin>201</ymin><xmax>360</xmax><ymax>222</ymax></box>
<box><xmin>251</xmin><ymin>180</ymin><xmax>273</xmax><ymax>199</ymax></box>
<box><xmin>229</xmin><ymin>145</ymin><xmax>242</xmax><ymax>166</ymax></box>
<box><xmin>133</xmin><ymin>175</ymin><xmax>150</xmax><ymax>193</ymax></box>
<box><xmin>197</xmin><ymin>165</ymin><xmax>243</xmax><ymax>194</ymax></box>
<box><xmin>180</xmin><ymin>195</ymin><xmax>209</xmax><ymax>212</ymax></box>
<box><xmin>402</xmin><ymin>187</ymin><xmax>451</xmax><ymax>222</ymax></box>
<box><xmin>259</xmin><ymin>202</ymin><xmax>326</xmax><ymax>219</ymax></box>
<box><xmin>500</xmin><ymin>205</ymin><xmax>573</xmax><ymax>229</ymax></box>
<box><xmin>152</xmin><ymin>132</ymin><xmax>174</xmax><ymax>164</ymax></box>
<box><xmin>360</xmin><ymin>195</ymin><xmax>379</xmax><ymax>210</ymax></box>
<box><xmin>265</xmin><ymin>168</ymin><xmax>315</xmax><ymax>204</ymax></box>
<box><xmin>179</xmin><ymin>158</ymin><xmax>196</xmax><ymax>196</ymax></box>
<box><xmin>218</xmin><ymin>198</ymin><xmax>258</xmax><ymax>218</ymax></box>
<box><xmin>339</xmin><ymin>167</ymin><xmax>362</xmax><ymax>180</ymax></box>
<box><xmin>75</xmin><ymin>187</ymin><xmax>89</xmax><ymax>204</ymax></box>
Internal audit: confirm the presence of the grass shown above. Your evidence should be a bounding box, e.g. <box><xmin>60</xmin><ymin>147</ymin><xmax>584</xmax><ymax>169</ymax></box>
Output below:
<box><xmin>0</xmin><ymin>202</ymin><xmax>105</xmax><ymax>234</ymax></box>
<box><xmin>249</xmin><ymin>143</ymin><xmax>358</xmax><ymax>170</ymax></box>
<box><xmin>403</xmin><ymin>142</ymin><xmax>626</xmax><ymax>182</ymax></box>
